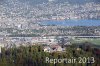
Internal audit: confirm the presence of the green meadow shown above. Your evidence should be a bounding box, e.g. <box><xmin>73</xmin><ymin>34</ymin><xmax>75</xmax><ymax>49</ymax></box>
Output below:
<box><xmin>72</xmin><ymin>38</ymin><xmax>100</xmax><ymax>45</ymax></box>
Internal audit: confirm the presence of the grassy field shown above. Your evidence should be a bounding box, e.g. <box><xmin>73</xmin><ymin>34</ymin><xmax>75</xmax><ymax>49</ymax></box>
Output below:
<box><xmin>72</xmin><ymin>38</ymin><xmax>100</xmax><ymax>45</ymax></box>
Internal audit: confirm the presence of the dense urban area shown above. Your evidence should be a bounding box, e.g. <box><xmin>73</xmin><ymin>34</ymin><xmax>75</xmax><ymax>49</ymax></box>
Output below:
<box><xmin>0</xmin><ymin>0</ymin><xmax>100</xmax><ymax>23</ymax></box>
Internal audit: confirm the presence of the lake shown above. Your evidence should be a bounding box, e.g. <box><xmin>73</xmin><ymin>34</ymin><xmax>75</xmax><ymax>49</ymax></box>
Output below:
<box><xmin>41</xmin><ymin>20</ymin><xmax>100</xmax><ymax>26</ymax></box>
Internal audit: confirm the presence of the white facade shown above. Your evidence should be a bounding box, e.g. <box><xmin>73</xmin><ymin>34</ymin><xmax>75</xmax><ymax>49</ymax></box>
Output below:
<box><xmin>0</xmin><ymin>44</ymin><xmax>4</xmax><ymax>53</ymax></box>
<box><xmin>0</xmin><ymin>46</ymin><xmax>2</xmax><ymax>53</ymax></box>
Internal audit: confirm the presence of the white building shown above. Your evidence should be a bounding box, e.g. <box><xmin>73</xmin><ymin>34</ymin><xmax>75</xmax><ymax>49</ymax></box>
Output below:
<box><xmin>43</xmin><ymin>46</ymin><xmax>51</xmax><ymax>53</ymax></box>
<box><xmin>43</xmin><ymin>45</ymin><xmax>65</xmax><ymax>53</ymax></box>
<box><xmin>0</xmin><ymin>43</ymin><xmax>5</xmax><ymax>53</ymax></box>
